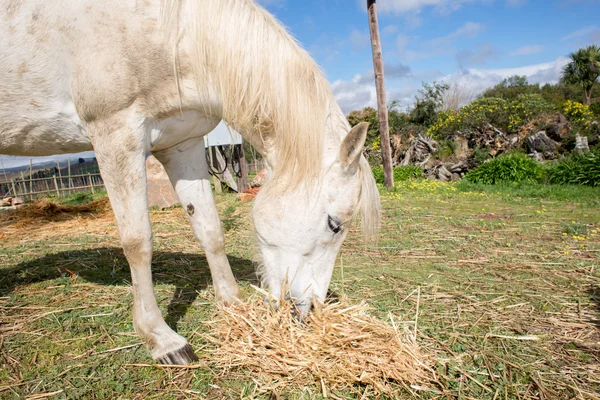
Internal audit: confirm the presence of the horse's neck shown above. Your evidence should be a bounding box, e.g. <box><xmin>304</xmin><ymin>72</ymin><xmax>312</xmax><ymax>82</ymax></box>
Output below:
<box><xmin>169</xmin><ymin>0</ymin><xmax>332</xmax><ymax>184</ymax></box>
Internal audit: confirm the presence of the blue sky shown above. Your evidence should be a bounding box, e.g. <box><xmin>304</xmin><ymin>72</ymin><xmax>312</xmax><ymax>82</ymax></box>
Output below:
<box><xmin>260</xmin><ymin>0</ymin><xmax>600</xmax><ymax>113</ymax></box>
<box><xmin>2</xmin><ymin>0</ymin><xmax>599</xmax><ymax>170</ymax></box>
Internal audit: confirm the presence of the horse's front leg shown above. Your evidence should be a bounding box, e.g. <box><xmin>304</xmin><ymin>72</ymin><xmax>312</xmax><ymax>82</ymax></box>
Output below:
<box><xmin>153</xmin><ymin>138</ymin><xmax>240</xmax><ymax>303</ymax></box>
<box><xmin>91</xmin><ymin>116</ymin><xmax>198</xmax><ymax>365</ymax></box>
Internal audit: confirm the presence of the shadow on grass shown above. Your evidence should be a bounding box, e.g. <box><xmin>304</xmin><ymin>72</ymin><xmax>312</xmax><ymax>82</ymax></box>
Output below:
<box><xmin>0</xmin><ymin>247</ymin><xmax>257</xmax><ymax>331</ymax></box>
<box><xmin>589</xmin><ymin>285</ymin><xmax>600</xmax><ymax>328</ymax></box>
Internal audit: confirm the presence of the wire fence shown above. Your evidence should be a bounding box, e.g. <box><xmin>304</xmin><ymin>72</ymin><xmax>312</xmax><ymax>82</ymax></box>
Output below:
<box><xmin>0</xmin><ymin>172</ymin><xmax>105</xmax><ymax>200</ymax></box>
<box><xmin>1</xmin><ymin>157</ymin><xmax>267</xmax><ymax>201</ymax></box>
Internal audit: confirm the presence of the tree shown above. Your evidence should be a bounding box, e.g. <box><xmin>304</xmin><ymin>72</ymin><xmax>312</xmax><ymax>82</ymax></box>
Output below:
<box><xmin>347</xmin><ymin>104</ymin><xmax>409</xmax><ymax>148</ymax></box>
<box><xmin>561</xmin><ymin>45</ymin><xmax>600</xmax><ymax>105</ymax></box>
<box><xmin>347</xmin><ymin>107</ymin><xmax>379</xmax><ymax>146</ymax></box>
<box><xmin>502</xmin><ymin>75</ymin><xmax>528</xmax><ymax>88</ymax></box>
<box><xmin>410</xmin><ymin>81</ymin><xmax>449</xmax><ymax>126</ymax></box>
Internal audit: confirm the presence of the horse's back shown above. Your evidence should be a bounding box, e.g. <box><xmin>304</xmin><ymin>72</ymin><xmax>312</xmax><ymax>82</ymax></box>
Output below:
<box><xmin>0</xmin><ymin>0</ymin><xmax>174</xmax><ymax>156</ymax></box>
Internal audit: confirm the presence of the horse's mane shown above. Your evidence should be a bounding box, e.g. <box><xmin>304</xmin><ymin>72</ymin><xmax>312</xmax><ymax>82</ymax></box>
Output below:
<box><xmin>160</xmin><ymin>0</ymin><xmax>379</xmax><ymax>238</ymax></box>
<box><xmin>160</xmin><ymin>0</ymin><xmax>331</xmax><ymax>185</ymax></box>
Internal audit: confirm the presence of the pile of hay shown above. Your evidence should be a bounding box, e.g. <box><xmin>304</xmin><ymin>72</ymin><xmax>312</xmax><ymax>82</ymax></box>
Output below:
<box><xmin>206</xmin><ymin>289</ymin><xmax>432</xmax><ymax>397</ymax></box>
<box><xmin>3</xmin><ymin>198</ymin><xmax>109</xmax><ymax>219</ymax></box>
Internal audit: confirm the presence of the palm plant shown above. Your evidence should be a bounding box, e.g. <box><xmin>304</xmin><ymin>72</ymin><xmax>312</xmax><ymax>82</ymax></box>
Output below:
<box><xmin>561</xmin><ymin>45</ymin><xmax>600</xmax><ymax>105</ymax></box>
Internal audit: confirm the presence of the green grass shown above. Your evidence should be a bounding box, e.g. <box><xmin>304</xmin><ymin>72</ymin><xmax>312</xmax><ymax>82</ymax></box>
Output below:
<box><xmin>42</xmin><ymin>189</ymin><xmax>109</xmax><ymax>206</ymax></box>
<box><xmin>1</xmin><ymin>183</ymin><xmax>599</xmax><ymax>399</ymax></box>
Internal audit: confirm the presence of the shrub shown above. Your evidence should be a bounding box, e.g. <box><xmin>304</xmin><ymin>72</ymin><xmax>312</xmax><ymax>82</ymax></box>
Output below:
<box><xmin>562</xmin><ymin>100</ymin><xmax>595</xmax><ymax>134</ymax></box>
<box><xmin>545</xmin><ymin>151</ymin><xmax>600</xmax><ymax>187</ymax></box>
<box><xmin>464</xmin><ymin>153</ymin><xmax>545</xmax><ymax>185</ymax></box>
<box><xmin>428</xmin><ymin>94</ymin><xmax>553</xmax><ymax>139</ymax></box>
<box><xmin>372</xmin><ymin>165</ymin><xmax>424</xmax><ymax>185</ymax></box>
<box><xmin>436</xmin><ymin>139</ymin><xmax>457</xmax><ymax>159</ymax></box>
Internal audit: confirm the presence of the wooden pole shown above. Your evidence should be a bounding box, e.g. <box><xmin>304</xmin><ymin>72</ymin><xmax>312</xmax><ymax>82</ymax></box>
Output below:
<box><xmin>53</xmin><ymin>176</ymin><xmax>60</xmax><ymax>197</ymax></box>
<box><xmin>209</xmin><ymin>147</ymin><xmax>222</xmax><ymax>193</ymax></box>
<box><xmin>238</xmin><ymin>143</ymin><xmax>249</xmax><ymax>192</ymax></box>
<box><xmin>29</xmin><ymin>159</ymin><xmax>33</xmax><ymax>196</ymax></box>
<box><xmin>367</xmin><ymin>0</ymin><xmax>394</xmax><ymax>188</ymax></box>
<box><xmin>11</xmin><ymin>179</ymin><xmax>16</xmax><ymax>198</ymax></box>
<box><xmin>88</xmin><ymin>173</ymin><xmax>95</xmax><ymax>194</ymax></box>
<box><xmin>68</xmin><ymin>159</ymin><xmax>72</xmax><ymax>194</ymax></box>
<box><xmin>20</xmin><ymin>171</ymin><xmax>28</xmax><ymax>200</ymax></box>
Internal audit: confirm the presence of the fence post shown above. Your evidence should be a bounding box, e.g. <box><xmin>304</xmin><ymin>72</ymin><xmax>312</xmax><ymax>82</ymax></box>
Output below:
<box><xmin>88</xmin><ymin>173</ymin><xmax>94</xmax><ymax>194</ymax></box>
<box><xmin>53</xmin><ymin>175</ymin><xmax>60</xmax><ymax>197</ymax></box>
<box><xmin>68</xmin><ymin>159</ymin><xmax>73</xmax><ymax>194</ymax></box>
<box><xmin>29</xmin><ymin>159</ymin><xmax>33</xmax><ymax>196</ymax></box>
<box><xmin>11</xmin><ymin>179</ymin><xmax>16</xmax><ymax>198</ymax></box>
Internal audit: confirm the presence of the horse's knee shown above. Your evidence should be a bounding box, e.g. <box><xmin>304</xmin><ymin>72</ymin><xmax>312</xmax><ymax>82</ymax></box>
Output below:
<box><xmin>201</xmin><ymin>231</ymin><xmax>226</xmax><ymax>255</ymax></box>
<box><xmin>121</xmin><ymin>234</ymin><xmax>152</xmax><ymax>264</ymax></box>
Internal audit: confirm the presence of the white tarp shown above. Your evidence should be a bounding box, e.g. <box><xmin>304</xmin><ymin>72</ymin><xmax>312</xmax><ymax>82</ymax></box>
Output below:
<box><xmin>204</xmin><ymin>121</ymin><xmax>242</xmax><ymax>147</ymax></box>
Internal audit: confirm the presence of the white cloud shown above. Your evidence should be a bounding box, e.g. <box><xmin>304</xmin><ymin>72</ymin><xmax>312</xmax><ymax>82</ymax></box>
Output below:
<box><xmin>562</xmin><ymin>25</ymin><xmax>600</xmax><ymax>42</ymax></box>
<box><xmin>429</xmin><ymin>22</ymin><xmax>485</xmax><ymax>47</ymax></box>
<box><xmin>440</xmin><ymin>56</ymin><xmax>570</xmax><ymax>94</ymax></box>
<box><xmin>332</xmin><ymin>57</ymin><xmax>570</xmax><ymax>114</ymax></box>
<box><xmin>509</xmin><ymin>45</ymin><xmax>544</xmax><ymax>56</ymax></box>
<box><xmin>456</xmin><ymin>43</ymin><xmax>497</xmax><ymax>67</ymax></box>
<box><xmin>332</xmin><ymin>79</ymin><xmax>377</xmax><ymax>114</ymax></box>
<box><xmin>361</xmin><ymin>0</ymin><xmax>486</xmax><ymax>15</ymax></box>
<box><xmin>332</xmin><ymin>62</ymin><xmax>412</xmax><ymax>113</ymax></box>
<box><xmin>356</xmin><ymin>63</ymin><xmax>412</xmax><ymax>85</ymax></box>
<box><xmin>400</xmin><ymin>22</ymin><xmax>484</xmax><ymax>62</ymax></box>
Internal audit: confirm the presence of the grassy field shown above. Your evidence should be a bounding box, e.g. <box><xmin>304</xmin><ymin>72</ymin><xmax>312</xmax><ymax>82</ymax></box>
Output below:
<box><xmin>0</xmin><ymin>181</ymin><xmax>599</xmax><ymax>399</ymax></box>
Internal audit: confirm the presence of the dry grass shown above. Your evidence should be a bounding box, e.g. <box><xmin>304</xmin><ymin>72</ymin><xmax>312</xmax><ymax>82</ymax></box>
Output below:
<box><xmin>205</xmin><ymin>288</ymin><xmax>432</xmax><ymax>398</ymax></box>
<box><xmin>1</xmin><ymin>183</ymin><xmax>599</xmax><ymax>399</ymax></box>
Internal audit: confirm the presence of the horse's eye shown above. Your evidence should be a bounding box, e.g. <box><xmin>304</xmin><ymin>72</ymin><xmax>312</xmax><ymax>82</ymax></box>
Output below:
<box><xmin>327</xmin><ymin>216</ymin><xmax>341</xmax><ymax>234</ymax></box>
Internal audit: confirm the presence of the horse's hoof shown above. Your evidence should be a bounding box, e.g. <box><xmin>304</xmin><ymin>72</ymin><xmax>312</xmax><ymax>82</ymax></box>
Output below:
<box><xmin>156</xmin><ymin>344</ymin><xmax>198</xmax><ymax>365</ymax></box>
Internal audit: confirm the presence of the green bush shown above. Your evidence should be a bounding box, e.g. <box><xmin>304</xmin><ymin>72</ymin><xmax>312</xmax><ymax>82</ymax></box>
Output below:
<box><xmin>372</xmin><ymin>165</ymin><xmax>424</xmax><ymax>185</ymax></box>
<box><xmin>545</xmin><ymin>151</ymin><xmax>600</xmax><ymax>187</ymax></box>
<box><xmin>436</xmin><ymin>139</ymin><xmax>457</xmax><ymax>159</ymax></box>
<box><xmin>464</xmin><ymin>153</ymin><xmax>545</xmax><ymax>185</ymax></box>
<box><xmin>428</xmin><ymin>94</ymin><xmax>554</xmax><ymax>139</ymax></box>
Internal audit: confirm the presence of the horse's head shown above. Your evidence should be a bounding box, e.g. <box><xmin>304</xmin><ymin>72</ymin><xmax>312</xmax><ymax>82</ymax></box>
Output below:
<box><xmin>253</xmin><ymin>122</ymin><xmax>375</xmax><ymax>317</ymax></box>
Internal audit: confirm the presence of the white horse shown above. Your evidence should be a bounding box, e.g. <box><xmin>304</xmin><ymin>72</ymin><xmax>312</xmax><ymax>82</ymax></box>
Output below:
<box><xmin>0</xmin><ymin>0</ymin><xmax>380</xmax><ymax>364</ymax></box>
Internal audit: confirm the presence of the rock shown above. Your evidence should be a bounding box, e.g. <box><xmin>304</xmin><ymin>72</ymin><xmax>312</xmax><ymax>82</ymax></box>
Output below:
<box><xmin>11</xmin><ymin>197</ymin><xmax>24</xmax><ymax>206</ymax></box>
<box><xmin>451</xmin><ymin>173</ymin><xmax>461</xmax><ymax>182</ymax></box>
<box><xmin>145</xmin><ymin>155</ymin><xmax>179</xmax><ymax>209</ymax></box>
<box><xmin>575</xmin><ymin>134</ymin><xmax>590</xmax><ymax>154</ymax></box>
<box><xmin>1</xmin><ymin>197</ymin><xmax>12</xmax><ymax>207</ymax></box>
<box><xmin>527</xmin><ymin>131</ymin><xmax>557</xmax><ymax>159</ymax></box>
<box><xmin>453</xmin><ymin>137</ymin><xmax>469</xmax><ymax>159</ymax></box>
<box><xmin>546</xmin><ymin>113</ymin><xmax>571</xmax><ymax>142</ymax></box>
<box><xmin>448</xmin><ymin>161</ymin><xmax>468</xmax><ymax>174</ymax></box>
<box><xmin>529</xmin><ymin>151</ymin><xmax>544</xmax><ymax>162</ymax></box>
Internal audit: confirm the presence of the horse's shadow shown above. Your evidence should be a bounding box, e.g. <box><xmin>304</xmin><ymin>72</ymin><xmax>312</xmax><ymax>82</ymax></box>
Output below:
<box><xmin>0</xmin><ymin>247</ymin><xmax>258</xmax><ymax>331</ymax></box>
<box><xmin>589</xmin><ymin>285</ymin><xmax>600</xmax><ymax>329</ymax></box>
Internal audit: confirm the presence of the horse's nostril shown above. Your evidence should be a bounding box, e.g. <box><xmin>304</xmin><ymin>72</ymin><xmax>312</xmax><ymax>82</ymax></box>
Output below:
<box><xmin>264</xmin><ymin>295</ymin><xmax>279</xmax><ymax>310</ymax></box>
<box><xmin>293</xmin><ymin>299</ymin><xmax>313</xmax><ymax>322</ymax></box>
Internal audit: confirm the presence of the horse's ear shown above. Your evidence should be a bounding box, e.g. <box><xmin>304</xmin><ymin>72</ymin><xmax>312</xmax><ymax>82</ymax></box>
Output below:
<box><xmin>339</xmin><ymin>122</ymin><xmax>368</xmax><ymax>175</ymax></box>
